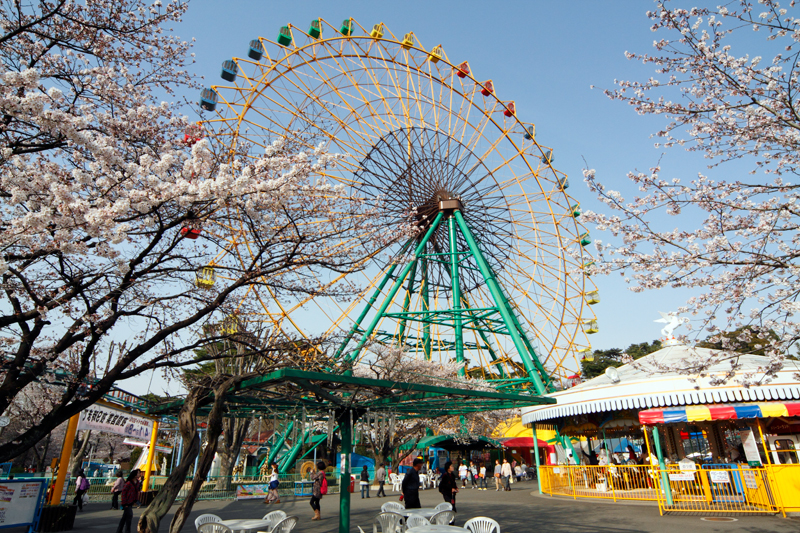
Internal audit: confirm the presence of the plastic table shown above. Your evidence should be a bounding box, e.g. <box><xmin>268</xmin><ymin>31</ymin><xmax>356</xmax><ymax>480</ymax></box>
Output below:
<box><xmin>220</xmin><ymin>518</ymin><xmax>273</xmax><ymax>533</ymax></box>
<box><xmin>401</xmin><ymin>508</ymin><xmax>439</xmax><ymax>518</ymax></box>
<box><xmin>407</xmin><ymin>526</ymin><xmax>465</xmax><ymax>533</ymax></box>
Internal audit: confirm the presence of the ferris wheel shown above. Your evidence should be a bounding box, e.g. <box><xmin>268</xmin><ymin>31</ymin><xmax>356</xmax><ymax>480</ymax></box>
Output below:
<box><xmin>195</xmin><ymin>18</ymin><xmax>598</xmax><ymax>391</ymax></box>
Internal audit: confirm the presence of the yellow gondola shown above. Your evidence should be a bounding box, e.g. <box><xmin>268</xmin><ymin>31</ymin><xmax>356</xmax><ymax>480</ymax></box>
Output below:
<box><xmin>585</xmin><ymin>290</ymin><xmax>600</xmax><ymax>305</ymax></box>
<box><xmin>195</xmin><ymin>266</ymin><xmax>216</xmax><ymax>289</ymax></box>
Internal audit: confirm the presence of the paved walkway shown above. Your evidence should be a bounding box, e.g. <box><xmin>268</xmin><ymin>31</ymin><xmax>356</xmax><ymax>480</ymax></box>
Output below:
<box><xmin>18</xmin><ymin>480</ymin><xmax>798</xmax><ymax>532</ymax></box>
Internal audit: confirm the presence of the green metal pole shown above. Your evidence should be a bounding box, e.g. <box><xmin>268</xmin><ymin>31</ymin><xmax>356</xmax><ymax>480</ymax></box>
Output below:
<box><xmin>448</xmin><ymin>214</ymin><xmax>465</xmax><ymax>375</ymax></box>
<box><xmin>345</xmin><ymin>212</ymin><xmax>444</xmax><ymax>364</ymax></box>
<box><xmin>421</xmin><ymin>255</ymin><xmax>431</xmax><ymax>360</ymax></box>
<box><xmin>453</xmin><ymin>210</ymin><xmax>547</xmax><ymax>394</ymax></box>
<box><xmin>532</xmin><ymin>424</ymin><xmax>543</xmax><ymax>495</ymax></box>
<box><xmin>396</xmin><ymin>259</ymin><xmax>418</xmax><ymax>345</ymax></box>
<box><xmin>268</xmin><ymin>421</ymin><xmax>294</xmax><ymax>465</ymax></box>
<box><xmin>339</xmin><ymin>411</ymin><xmax>352</xmax><ymax>533</ymax></box>
<box><xmin>651</xmin><ymin>426</ymin><xmax>673</xmax><ymax>506</ymax></box>
<box><xmin>333</xmin><ymin>239</ymin><xmax>415</xmax><ymax>361</ymax></box>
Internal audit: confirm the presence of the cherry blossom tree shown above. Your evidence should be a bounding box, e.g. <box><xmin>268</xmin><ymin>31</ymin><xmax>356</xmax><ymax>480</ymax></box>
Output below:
<box><xmin>0</xmin><ymin>0</ymin><xmax>391</xmax><ymax>465</ymax></box>
<box><xmin>584</xmin><ymin>0</ymin><xmax>800</xmax><ymax>380</ymax></box>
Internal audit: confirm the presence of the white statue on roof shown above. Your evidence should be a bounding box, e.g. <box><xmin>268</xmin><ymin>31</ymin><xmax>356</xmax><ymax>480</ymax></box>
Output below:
<box><xmin>654</xmin><ymin>311</ymin><xmax>686</xmax><ymax>339</ymax></box>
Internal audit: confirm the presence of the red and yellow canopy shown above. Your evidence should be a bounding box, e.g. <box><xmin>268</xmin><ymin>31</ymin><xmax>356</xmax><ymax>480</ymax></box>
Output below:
<box><xmin>639</xmin><ymin>401</ymin><xmax>800</xmax><ymax>424</ymax></box>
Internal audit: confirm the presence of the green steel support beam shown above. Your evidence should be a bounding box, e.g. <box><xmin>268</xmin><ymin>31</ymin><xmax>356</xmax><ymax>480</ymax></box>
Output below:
<box><xmin>278</xmin><ymin>428</ymin><xmax>310</xmax><ymax>474</ymax></box>
<box><xmin>333</xmin><ymin>239</ymin><xmax>415</xmax><ymax>361</ymax></box>
<box><xmin>268</xmin><ymin>421</ymin><xmax>293</xmax><ymax>465</ymax></box>
<box><xmin>453</xmin><ymin>210</ymin><xmax>548</xmax><ymax>394</ymax></box>
<box><xmin>396</xmin><ymin>258</ymin><xmax>418</xmax><ymax>345</ymax></box>
<box><xmin>448</xmin><ymin>213</ymin><xmax>465</xmax><ymax>375</ymax></box>
<box><xmin>344</xmin><ymin>212</ymin><xmax>444</xmax><ymax>364</ymax></box>
<box><xmin>338</xmin><ymin>411</ymin><xmax>352</xmax><ymax>533</ymax></box>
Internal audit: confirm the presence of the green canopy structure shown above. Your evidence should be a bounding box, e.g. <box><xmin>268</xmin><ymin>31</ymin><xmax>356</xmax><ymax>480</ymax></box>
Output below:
<box><xmin>147</xmin><ymin>367</ymin><xmax>553</xmax><ymax>533</ymax></box>
<box><xmin>398</xmin><ymin>434</ymin><xmax>504</xmax><ymax>451</ymax></box>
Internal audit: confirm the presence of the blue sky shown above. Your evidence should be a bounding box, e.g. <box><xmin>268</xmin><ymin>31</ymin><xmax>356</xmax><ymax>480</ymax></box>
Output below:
<box><xmin>124</xmin><ymin>0</ymin><xmax>724</xmax><ymax>395</ymax></box>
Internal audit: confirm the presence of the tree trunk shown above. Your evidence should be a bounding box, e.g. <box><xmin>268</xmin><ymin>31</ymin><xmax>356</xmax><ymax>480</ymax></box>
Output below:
<box><xmin>167</xmin><ymin>378</ymin><xmax>236</xmax><ymax>533</ymax></box>
<box><xmin>69</xmin><ymin>430</ymin><xmax>91</xmax><ymax>475</ymax></box>
<box><xmin>216</xmin><ymin>417</ymin><xmax>250</xmax><ymax>491</ymax></box>
<box><xmin>137</xmin><ymin>386</ymin><xmax>206</xmax><ymax>533</ymax></box>
<box><xmin>36</xmin><ymin>433</ymin><xmax>51</xmax><ymax>474</ymax></box>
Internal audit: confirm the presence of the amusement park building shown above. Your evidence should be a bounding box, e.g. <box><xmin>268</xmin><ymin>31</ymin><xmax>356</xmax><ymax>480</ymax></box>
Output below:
<box><xmin>520</xmin><ymin>341</ymin><xmax>800</xmax><ymax>515</ymax></box>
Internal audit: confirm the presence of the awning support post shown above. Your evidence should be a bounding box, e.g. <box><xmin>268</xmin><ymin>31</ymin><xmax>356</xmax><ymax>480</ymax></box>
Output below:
<box><xmin>532</xmin><ymin>424</ymin><xmax>543</xmax><ymax>495</ymax></box>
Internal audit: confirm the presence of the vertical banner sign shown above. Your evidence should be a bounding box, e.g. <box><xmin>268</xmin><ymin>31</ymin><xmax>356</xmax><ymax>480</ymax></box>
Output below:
<box><xmin>77</xmin><ymin>404</ymin><xmax>153</xmax><ymax>439</ymax></box>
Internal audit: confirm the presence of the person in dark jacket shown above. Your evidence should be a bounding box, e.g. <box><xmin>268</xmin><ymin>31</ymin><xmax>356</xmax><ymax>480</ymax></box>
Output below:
<box><xmin>401</xmin><ymin>458</ymin><xmax>423</xmax><ymax>509</ymax></box>
<box><xmin>310</xmin><ymin>461</ymin><xmax>326</xmax><ymax>521</ymax></box>
<box><xmin>438</xmin><ymin>461</ymin><xmax>458</xmax><ymax>512</ymax></box>
<box><xmin>360</xmin><ymin>465</ymin><xmax>371</xmax><ymax>499</ymax></box>
<box><xmin>115</xmin><ymin>470</ymin><xmax>139</xmax><ymax>533</ymax></box>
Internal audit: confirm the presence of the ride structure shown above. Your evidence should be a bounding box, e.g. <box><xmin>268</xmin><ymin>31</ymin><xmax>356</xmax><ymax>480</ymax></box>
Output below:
<box><xmin>196</xmin><ymin>17</ymin><xmax>598</xmax><ymax>390</ymax></box>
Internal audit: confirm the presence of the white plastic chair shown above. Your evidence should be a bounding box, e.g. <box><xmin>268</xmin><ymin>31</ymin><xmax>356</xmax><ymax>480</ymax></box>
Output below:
<box><xmin>430</xmin><ymin>510</ymin><xmax>456</xmax><ymax>525</ymax></box>
<box><xmin>194</xmin><ymin>515</ymin><xmax>222</xmax><ymax>531</ymax></box>
<box><xmin>271</xmin><ymin>516</ymin><xmax>298</xmax><ymax>533</ymax></box>
<box><xmin>406</xmin><ymin>515</ymin><xmax>430</xmax><ymax>528</ymax></box>
<box><xmin>262</xmin><ymin>510</ymin><xmax>287</xmax><ymax>528</ymax></box>
<box><xmin>388</xmin><ymin>473</ymin><xmax>401</xmax><ymax>492</ymax></box>
<box><xmin>464</xmin><ymin>517</ymin><xmax>500</xmax><ymax>533</ymax></box>
<box><xmin>197</xmin><ymin>524</ymin><xmax>232</xmax><ymax>533</ymax></box>
<box><xmin>372</xmin><ymin>512</ymin><xmax>405</xmax><ymax>533</ymax></box>
<box><xmin>434</xmin><ymin>502</ymin><xmax>453</xmax><ymax>511</ymax></box>
<box><xmin>380</xmin><ymin>501</ymin><xmax>405</xmax><ymax>513</ymax></box>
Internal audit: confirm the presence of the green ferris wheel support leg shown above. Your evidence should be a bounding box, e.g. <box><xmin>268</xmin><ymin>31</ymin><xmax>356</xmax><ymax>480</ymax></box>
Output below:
<box><xmin>333</xmin><ymin>239</ymin><xmax>415</xmax><ymax>362</ymax></box>
<box><xmin>453</xmin><ymin>210</ymin><xmax>548</xmax><ymax>395</ymax></box>
<box><xmin>344</xmin><ymin>212</ymin><xmax>444</xmax><ymax>365</ymax></box>
<box><xmin>448</xmin><ymin>213</ymin><xmax>465</xmax><ymax>375</ymax></box>
<box><xmin>421</xmin><ymin>255</ymin><xmax>431</xmax><ymax>360</ymax></box>
<box><xmin>268</xmin><ymin>421</ymin><xmax>294</xmax><ymax>465</ymax></box>
<box><xmin>396</xmin><ymin>258</ymin><xmax>418</xmax><ymax>346</ymax></box>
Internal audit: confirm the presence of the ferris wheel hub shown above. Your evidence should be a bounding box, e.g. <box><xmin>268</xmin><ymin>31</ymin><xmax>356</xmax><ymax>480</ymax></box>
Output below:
<box><xmin>438</xmin><ymin>198</ymin><xmax>463</xmax><ymax>211</ymax></box>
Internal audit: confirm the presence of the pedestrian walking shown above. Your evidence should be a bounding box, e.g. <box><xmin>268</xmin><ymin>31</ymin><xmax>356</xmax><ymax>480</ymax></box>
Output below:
<box><xmin>115</xmin><ymin>470</ymin><xmax>139</xmax><ymax>533</ymax></box>
<box><xmin>110</xmin><ymin>470</ymin><xmax>124</xmax><ymax>510</ymax></box>
<box><xmin>401</xmin><ymin>458</ymin><xmax>423</xmax><ymax>509</ymax></box>
<box><xmin>309</xmin><ymin>461</ymin><xmax>327</xmax><ymax>521</ymax></box>
<box><xmin>478</xmin><ymin>462</ymin><xmax>488</xmax><ymax>490</ymax></box>
<box><xmin>360</xmin><ymin>465</ymin><xmax>371</xmax><ymax>499</ymax></box>
<box><xmin>493</xmin><ymin>459</ymin><xmax>502</xmax><ymax>491</ymax></box>
<box><xmin>73</xmin><ymin>469</ymin><xmax>89</xmax><ymax>511</ymax></box>
<box><xmin>375</xmin><ymin>463</ymin><xmax>386</xmax><ymax>497</ymax></box>
<box><xmin>501</xmin><ymin>458</ymin><xmax>512</xmax><ymax>491</ymax></box>
<box><xmin>458</xmin><ymin>461</ymin><xmax>468</xmax><ymax>488</ymax></box>
<box><xmin>438</xmin><ymin>461</ymin><xmax>458</xmax><ymax>513</ymax></box>
<box><xmin>469</xmin><ymin>461</ymin><xmax>478</xmax><ymax>488</ymax></box>
<box><xmin>265</xmin><ymin>462</ymin><xmax>280</xmax><ymax>504</ymax></box>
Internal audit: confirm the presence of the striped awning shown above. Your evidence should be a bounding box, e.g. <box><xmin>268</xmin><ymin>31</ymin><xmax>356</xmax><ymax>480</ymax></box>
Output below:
<box><xmin>639</xmin><ymin>402</ymin><xmax>800</xmax><ymax>424</ymax></box>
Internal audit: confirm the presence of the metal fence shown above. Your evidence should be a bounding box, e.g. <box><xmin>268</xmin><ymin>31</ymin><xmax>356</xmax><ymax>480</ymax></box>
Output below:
<box><xmin>539</xmin><ymin>463</ymin><xmax>782</xmax><ymax>514</ymax></box>
<box><xmin>539</xmin><ymin>465</ymin><xmax>658</xmax><ymax>501</ymax></box>
<box><xmin>655</xmin><ymin>464</ymin><xmax>779</xmax><ymax>515</ymax></box>
<box><xmin>58</xmin><ymin>474</ymin><xmax>341</xmax><ymax>503</ymax></box>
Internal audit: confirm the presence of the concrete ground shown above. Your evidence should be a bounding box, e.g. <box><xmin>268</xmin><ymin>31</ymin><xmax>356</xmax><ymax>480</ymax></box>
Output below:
<box><xmin>15</xmin><ymin>480</ymin><xmax>798</xmax><ymax>532</ymax></box>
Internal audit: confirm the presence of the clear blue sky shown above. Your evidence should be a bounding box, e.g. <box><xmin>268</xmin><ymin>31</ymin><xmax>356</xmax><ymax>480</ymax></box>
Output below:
<box><xmin>123</xmin><ymin>0</ymin><xmax>719</xmax><ymax>395</ymax></box>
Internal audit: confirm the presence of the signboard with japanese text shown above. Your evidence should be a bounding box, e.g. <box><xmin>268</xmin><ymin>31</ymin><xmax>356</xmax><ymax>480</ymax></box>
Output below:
<box><xmin>668</xmin><ymin>472</ymin><xmax>695</xmax><ymax>481</ymax></box>
<box><xmin>0</xmin><ymin>479</ymin><xmax>46</xmax><ymax>529</ymax></box>
<box><xmin>77</xmin><ymin>403</ymin><xmax>153</xmax><ymax>439</ymax></box>
<box><xmin>709</xmin><ymin>470</ymin><xmax>730</xmax><ymax>484</ymax></box>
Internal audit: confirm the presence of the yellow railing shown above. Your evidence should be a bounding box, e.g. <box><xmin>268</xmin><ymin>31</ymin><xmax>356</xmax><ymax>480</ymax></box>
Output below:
<box><xmin>539</xmin><ymin>463</ymin><xmax>796</xmax><ymax>515</ymax></box>
<box><xmin>539</xmin><ymin>464</ymin><xmax>658</xmax><ymax>502</ymax></box>
<box><xmin>654</xmin><ymin>464</ymin><xmax>779</xmax><ymax>515</ymax></box>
